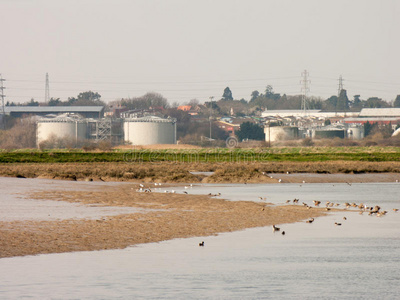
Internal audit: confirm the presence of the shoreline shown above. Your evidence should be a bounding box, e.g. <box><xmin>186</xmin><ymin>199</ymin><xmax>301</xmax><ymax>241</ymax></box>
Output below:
<box><xmin>0</xmin><ymin>183</ymin><xmax>330</xmax><ymax>258</ymax></box>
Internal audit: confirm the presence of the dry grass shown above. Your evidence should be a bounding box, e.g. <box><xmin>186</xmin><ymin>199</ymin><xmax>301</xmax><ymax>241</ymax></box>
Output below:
<box><xmin>113</xmin><ymin>144</ymin><xmax>202</xmax><ymax>150</ymax></box>
<box><xmin>1</xmin><ymin>161</ymin><xmax>400</xmax><ymax>184</ymax></box>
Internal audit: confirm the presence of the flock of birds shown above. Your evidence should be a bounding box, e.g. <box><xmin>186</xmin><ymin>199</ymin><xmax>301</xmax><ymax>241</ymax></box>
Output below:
<box><xmin>133</xmin><ymin>181</ymin><xmax>399</xmax><ymax>247</ymax></box>
<box><xmin>269</xmin><ymin>197</ymin><xmax>399</xmax><ymax>236</ymax></box>
<box><xmin>134</xmin><ymin>183</ymin><xmax>226</xmax><ymax>198</ymax></box>
<box><xmin>135</xmin><ymin>183</ymin><xmax>196</xmax><ymax>194</ymax></box>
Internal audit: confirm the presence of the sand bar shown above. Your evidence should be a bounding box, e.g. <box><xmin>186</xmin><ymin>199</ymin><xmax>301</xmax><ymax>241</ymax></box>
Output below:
<box><xmin>0</xmin><ymin>183</ymin><xmax>328</xmax><ymax>258</ymax></box>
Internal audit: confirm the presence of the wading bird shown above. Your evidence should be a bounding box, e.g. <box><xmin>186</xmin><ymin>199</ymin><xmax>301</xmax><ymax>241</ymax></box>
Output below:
<box><xmin>272</xmin><ymin>225</ymin><xmax>280</xmax><ymax>232</ymax></box>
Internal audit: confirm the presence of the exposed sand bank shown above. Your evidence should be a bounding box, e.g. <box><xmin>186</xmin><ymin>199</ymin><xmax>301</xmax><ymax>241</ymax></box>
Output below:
<box><xmin>0</xmin><ymin>184</ymin><xmax>329</xmax><ymax>258</ymax></box>
<box><xmin>1</xmin><ymin>159</ymin><xmax>398</xmax><ymax>258</ymax></box>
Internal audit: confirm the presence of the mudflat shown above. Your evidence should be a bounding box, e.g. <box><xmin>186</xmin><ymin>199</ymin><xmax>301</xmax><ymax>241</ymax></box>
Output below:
<box><xmin>0</xmin><ymin>183</ymin><xmax>328</xmax><ymax>258</ymax></box>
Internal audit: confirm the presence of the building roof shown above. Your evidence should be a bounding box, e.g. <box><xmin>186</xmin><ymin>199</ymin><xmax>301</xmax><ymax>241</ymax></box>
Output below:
<box><xmin>344</xmin><ymin>117</ymin><xmax>400</xmax><ymax>123</ymax></box>
<box><xmin>261</xmin><ymin>110</ymin><xmax>359</xmax><ymax>118</ymax></box>
<box><xmin>124</xmin><ymin>115</ymin><xmax>176</xmax><ymax>123</ymax></box>
<box><xmin>37</xmin><ymin>113</ymin><xmax>87</xmax><ymax>123</ymax></box>
<box><xmin>359</xmin><ymin>108</ymin><xmax>400</xmax><ymax>117</ymax></box>
<box><xmin>262</xmin><ymin>109</ymin><xmax>321</xmax><ymax>117</ymax></box>
<box><xmin>177</xmin><ymin>105</ymin><xmax>191</xmax><ymax>111</ymax></box>
<box><xmin>4</xmin><ymin>106</ymin><xmax>104</xmax><ymax>114</ymax></box>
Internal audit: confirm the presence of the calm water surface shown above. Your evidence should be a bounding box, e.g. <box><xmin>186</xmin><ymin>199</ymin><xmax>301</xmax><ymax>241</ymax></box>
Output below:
<box><xmin>1</xmin><ymin>179</ymin><xmax>400</xmax><ymax>299</ymax></box>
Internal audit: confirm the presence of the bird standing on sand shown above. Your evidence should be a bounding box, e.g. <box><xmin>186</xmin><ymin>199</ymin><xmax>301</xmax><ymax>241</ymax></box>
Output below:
<box><xmin>199</xmin><ymin>241</ymin><xmax>204</xmax><ymax>246</ymax></box>
<box><xmin>272</xmin><ymin>225</ymin><xmax>280</xmax><ymax>232</ymax></box>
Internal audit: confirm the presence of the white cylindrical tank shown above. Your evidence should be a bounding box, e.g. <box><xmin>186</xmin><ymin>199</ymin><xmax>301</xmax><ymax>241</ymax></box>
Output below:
<box><xmin>264</xmin><ymin>126</ymin><xmax>299</xmax><ymax>142</ymax></box>
<box><xmin>392</xmin><ymin>127</ymin><xmax>400</xmax><ymax>137</ymax></box>
<box><xmin>124</xmin><ymin>116</ymin><xmax>176</xmax><ymax>145</ymax></box>
<box><xmin>347</xmin><ymin>126</ymin><xmax>364</xmax><ymax>140</ymax></box>
<box><xmin>37</xmin><ymin>114</ymin><xmax>87</xmax><ymax>145</ymax></box>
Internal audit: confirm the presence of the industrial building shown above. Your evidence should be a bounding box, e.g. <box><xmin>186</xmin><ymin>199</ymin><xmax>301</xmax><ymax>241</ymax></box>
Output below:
<box><xmin>261</xmin><ymin>109</ymin><xmax>358</xmax><ymax>118</ymax></box>
<box><xmin>263</xmin><ymin>123</ymin><xmax>364</xmax><ymax>143</ymax></box>
<box><xmin>5</xmin><ymin>106</ymin><xmax>104</xmax><ymax>119</ymax></box>
<box><xmin>358</xmin><ymin>108</ymin><xmax>400</xmax><ymax>118</ymax></box>
<box><xmin>344</xmin><ymin>108</ymin><xmax>400</xmax><ymax>130</ymax></box>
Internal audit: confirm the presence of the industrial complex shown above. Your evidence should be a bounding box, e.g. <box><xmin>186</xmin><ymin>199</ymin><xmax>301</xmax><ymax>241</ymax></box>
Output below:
<box><xmin>2</xmin><ymin>104</ymin><xmax>400</xmax><ymax>148</ymax></box>
<box><xmin>34</xmin><ymin>109</ymin><xmax>176</xmax><ymax>147</ymax></box>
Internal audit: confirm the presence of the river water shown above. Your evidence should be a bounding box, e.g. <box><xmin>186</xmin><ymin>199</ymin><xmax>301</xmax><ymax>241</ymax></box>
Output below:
<box><xmin>1</xmin><ymin>178</ymin><xmax>400</xmax><ymax>299</ymax></box>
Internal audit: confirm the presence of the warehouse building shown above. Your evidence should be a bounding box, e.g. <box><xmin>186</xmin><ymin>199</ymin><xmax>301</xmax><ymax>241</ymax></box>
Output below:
<box><xmin>5</xmin><ymin>106</ymin><xmax>104</xmax><ymax>119</ymax></box>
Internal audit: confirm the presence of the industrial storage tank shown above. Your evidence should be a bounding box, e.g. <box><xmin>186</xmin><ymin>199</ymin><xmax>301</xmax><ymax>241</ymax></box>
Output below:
<box><xmin>264</xmin><ymin>126</ymin><xmax>299</xmax><ymax>142</ymax></box>
<box><xmin>124</xmin><ymin>116</ymin><xmax>176</xmax><ymax>145</ymax></box>
<box><xmin>312</xmin><ymin>129</ymin><xmax>345</xmax><ymax>139</ymax></box>
<box><xmin>37</xmin><ymin>114</ymin><xmax>88</xmax><ymax>146</ymax></box>
<box><xmin>347</xmin><ymin>126</ymin><xmax>364</xmax><ymax>140</ymax></box>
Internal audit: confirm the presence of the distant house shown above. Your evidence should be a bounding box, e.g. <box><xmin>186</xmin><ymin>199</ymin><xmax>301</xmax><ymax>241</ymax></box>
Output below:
<box><xmin>177</xmin><ymin>105</ymin><xmax>192</xmax><ymax>112</ymax></box>
<box><xmin>149</xmin><ymin>106</ymin><xmax>165</xmax><ymax>113</ymax></box>
<box><xmin>215</xmin><ymin>120</ymin><xmax>239</xmax><ymax>135</ymax></box>
<box><xmin>177</xmin><ymin>105</ymin><xmax>205</xmax><ymax>116</ymax></box>
<box><xmin>215</xmin><ymin>117</ymin><xmax>257</xmax><ymax>135</ymax></box>
<box><xmin>105</xmin><ymin>106</ymin><xmax>128</xmax><ymax>118</ymax></box>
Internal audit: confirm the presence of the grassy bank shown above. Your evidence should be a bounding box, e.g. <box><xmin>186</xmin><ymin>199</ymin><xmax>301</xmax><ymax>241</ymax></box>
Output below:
<box><xmin>1</xmin><ymin>146</ymin><xmax>400</xmax><ymax>163</ymax></box>
<box><xmin>1</xmin><ymin>147</ymin><xmax>399</xmax><ymax>183</ymax></box>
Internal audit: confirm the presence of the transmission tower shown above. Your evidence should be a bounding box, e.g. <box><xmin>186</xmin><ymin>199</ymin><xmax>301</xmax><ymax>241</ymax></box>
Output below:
<box><xmin>209</xmin><ymin>96</ymin><xmax>214</xmax><ymax>140</ymax></box>
<box><xmin>338</xmin><ymin>75</ymin><xmax>344</xmax><ymax>97</ymax></box>
<box><xmin>300</xmin><ymin>70</ymin><xmax>310</xmax><ymax>115</ymax></box>
<box><xmin>45</xmin><ymin>73</ymin><xmax>50</xmax><ymax>103</ymax></box>
<box><xmin>0</xmin><ymin>74</ymin><xmax>5</xmax><ymax>129</ymax></box>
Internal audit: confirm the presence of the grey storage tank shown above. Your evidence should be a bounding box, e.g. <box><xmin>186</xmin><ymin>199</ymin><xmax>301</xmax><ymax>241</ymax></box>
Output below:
<box><xmin>124</xmin><ymin>116</ymin><xmax>176</xmax><ymax>145</ymax></box>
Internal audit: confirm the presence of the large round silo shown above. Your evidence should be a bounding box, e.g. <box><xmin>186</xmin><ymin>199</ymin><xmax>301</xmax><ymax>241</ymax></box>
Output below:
<box><xmin>347</xmin><ymin>126</ymin><xmax>364</xmax><ymax>140</ymax></box>
<box><xmin>124</xmin><ymin>116</ymin><xmax>176</xmax><ymax>145</ymax></box>
<box><xmin>313</xmin><ymin>129</ymin><xmax>345</xmax><ymax>139</ymax></box>
<box><xmin>264</xmin><ymin>126</ymin><xmax>299</xmax><ymax>142</ymax></box>
<box><xmin>37</xmin><ymin>114</ymin><xmax>88</xmax><ymax>145</ymax></box>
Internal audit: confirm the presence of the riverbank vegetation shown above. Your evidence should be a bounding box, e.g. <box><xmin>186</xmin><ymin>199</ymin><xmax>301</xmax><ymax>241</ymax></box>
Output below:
<box><xmin>1</xmin><ymin>146</ymin><xmax>400</xmax><ymax>164</ymax></box>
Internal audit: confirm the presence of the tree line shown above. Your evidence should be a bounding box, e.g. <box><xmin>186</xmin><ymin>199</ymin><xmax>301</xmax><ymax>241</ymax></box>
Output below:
<box><xmin>6</xmin><ymin>84</ymin><xmax>400</xmax><ymax>112</ymax></box>
<box><xmin>221</xmin><ymin>85</ymin><xmax>400</xmax><ymax>111</ymax></box>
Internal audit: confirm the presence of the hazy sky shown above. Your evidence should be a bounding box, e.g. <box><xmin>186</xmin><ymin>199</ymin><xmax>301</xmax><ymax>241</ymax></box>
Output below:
<box><xmin>1</xmin><ymin>0</ymin><xmax>399</xmax><ymax>104</ymax></box>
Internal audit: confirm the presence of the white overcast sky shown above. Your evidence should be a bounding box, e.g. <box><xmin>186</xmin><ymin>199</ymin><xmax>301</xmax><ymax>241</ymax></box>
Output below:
<box><xmin>1</xmin><ymin>0</ymin><xmax>399</xmax><ymax>104</ymax></box>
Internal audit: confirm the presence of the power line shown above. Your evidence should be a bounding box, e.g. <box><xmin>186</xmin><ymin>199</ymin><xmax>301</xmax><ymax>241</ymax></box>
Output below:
<box><xmin>7</xmin><ymin>76</ymin><xmax>300</xmax><ymax>85</ymax></box>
